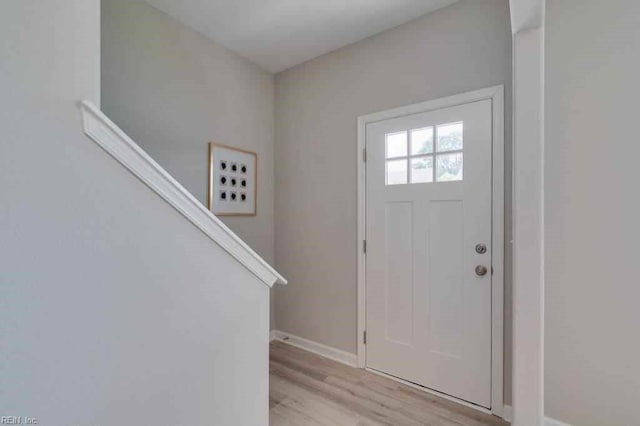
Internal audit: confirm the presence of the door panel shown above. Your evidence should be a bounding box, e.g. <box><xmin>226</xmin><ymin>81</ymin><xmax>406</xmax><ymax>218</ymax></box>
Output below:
<box><xmin>365</xmin><ymin>99</ymin><xmax>492</xmax><ymax>408</ymax></box>
<box><xmin>384</xmin><ymin>201</ymin><xmax>414</xmax><ymax>346</ymax></box>
<box><xmin>428</xmin><ymin>200</ymin><xmax>464</xmax><ymax>359</ymax></box>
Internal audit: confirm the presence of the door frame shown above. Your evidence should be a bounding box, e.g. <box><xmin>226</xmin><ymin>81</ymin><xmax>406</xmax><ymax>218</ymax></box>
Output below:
<box><xmin>356</xmin><ymin>85</ymin><xmax>505</xmax><ymax>416</ymax></box>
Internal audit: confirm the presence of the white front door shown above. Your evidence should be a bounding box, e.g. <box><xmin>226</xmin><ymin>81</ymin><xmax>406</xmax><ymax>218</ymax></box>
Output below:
<box><xmin>365</xmin><ymin>99</ymin><xmax>493</xmax><ymax>408</ymax></box>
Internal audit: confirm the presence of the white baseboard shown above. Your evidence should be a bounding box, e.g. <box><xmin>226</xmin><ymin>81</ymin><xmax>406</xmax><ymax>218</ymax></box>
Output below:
<box><xmin>503</xmin><ymin>405</ymin><xmax>513</xmax><ymax>422</ymax></box>
<box><xmin>502</xmin><ymin>405</ymin><xmax>572</xmax><ymax>426</ymax></box>
<box><xmin>270</xmin><ymin>330</ymin><xmax>358</xmax><ymax>367</ymax></box>
<box><xmin>545</xmin><ymin>417</ymin><xmax>573</xmax><ymax>426</ymax></box>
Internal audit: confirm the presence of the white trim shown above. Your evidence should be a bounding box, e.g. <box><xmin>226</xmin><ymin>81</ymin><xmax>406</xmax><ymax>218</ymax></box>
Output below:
<box><xmin>510</xmin><ymin>2</ymin><xmax>546</xmax><ymax>425</ymax></box>
<box><xmin>503</xmin><ymin>406</ymin><xmax>572</xmax><ymax>426</ymax></box>
<box><xmin>503</xmin><ymin>405</ymin><xmax>514</xmax><ymax>422</ymax></box>
<box><xmin>270</xmin><ymin>330</ymin><xmax>358</xmax><ymax>367</ymax></box>
<box><xmin>509</xmin><ymin>0</ymin><xmax>545</xmax><ymax>34</ymax></box>
<box><xmin>491</xmin><ymin>86</ymin><xmax>506</xmax><ymax>419</ymax></box>
<box><xmin>356</xmin><ymin>113</ymin><xmax>367</xmax><ymax>369</ymax></box>
<box><xmin>511</xmin><ymin>17</ymin><xmax>545</xmax><ymax>426</ymax></box>
<box><xmin>544</xmin><ymin>417</ymin><xmax>572</xmax><ymax>426</ymax></box>
<box><xmin>367</xmin><ymin>367</ymin><xmax>493</xmax><ymax>416</ymax></box>
<box><xmin>80</xmin><ymin>101</ymin><xmax>287</xmax><ymax>288</ymax></box>
<box><xmin>356</xmin><ymin>85</ymin><xmax>505</xmax><ymax>417</ymax></box>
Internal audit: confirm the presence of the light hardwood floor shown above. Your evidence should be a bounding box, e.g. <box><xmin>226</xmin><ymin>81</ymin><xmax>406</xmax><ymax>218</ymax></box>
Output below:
<box><xmin>269</xmin><ymin>341</ymin><xmax>508</xmax><ymax>426</ymax></box>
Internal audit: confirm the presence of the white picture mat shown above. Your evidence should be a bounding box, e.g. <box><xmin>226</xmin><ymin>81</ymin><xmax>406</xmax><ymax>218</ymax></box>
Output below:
<box><xmin>210</xmin><ymin>144</ymin><xmax>256</xmax><ymax>215</ymax></box>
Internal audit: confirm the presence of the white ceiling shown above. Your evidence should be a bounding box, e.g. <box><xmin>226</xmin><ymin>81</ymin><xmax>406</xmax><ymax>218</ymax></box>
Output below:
<box><xmin>143</xmin><ymin>0</ymin><xmax>459</xmax><ymax>73</ymax></box>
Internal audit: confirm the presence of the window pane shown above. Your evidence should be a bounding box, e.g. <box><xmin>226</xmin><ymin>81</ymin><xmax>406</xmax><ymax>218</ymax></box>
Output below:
<box><xmin>437</xmin><ymin>122</ymin><xmax>463</xmax><ymax>152</ymax></box>
<box><xmin>436</xmin><ymin>153</ymin><xmax>463</xmax><ymax>182</ymax></box>
<box><xmin>386</xmin><ymin>159</ymin><xmax>408</xmax><ymax>185</ymax></box>
<box><xmin>410</xmin><ymin>127</ymin><xmax>433</xmax><ymax>155</ymax></box>
<box><xmin>386</xmin><ymin>131</ymin><xmax>407</xmax><ymax>158</ymax></box>
<box><xmin>410</xmin><ymin>157</ymin><xmax>433</xmax><ymax>183</ymax></box>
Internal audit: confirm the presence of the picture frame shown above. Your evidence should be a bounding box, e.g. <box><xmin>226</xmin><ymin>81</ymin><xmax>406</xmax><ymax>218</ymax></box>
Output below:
<box><xmin>208</xmin><ymin>142</ymin><xmax>257</xmax><ymax>216</ymax></box>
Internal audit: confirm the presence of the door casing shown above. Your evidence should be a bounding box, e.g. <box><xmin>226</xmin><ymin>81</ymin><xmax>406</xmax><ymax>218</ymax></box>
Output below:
<box><xmin>356</xmin><ymin>85</ymin><xmax>505</xmax><ymax>416</ymax></box>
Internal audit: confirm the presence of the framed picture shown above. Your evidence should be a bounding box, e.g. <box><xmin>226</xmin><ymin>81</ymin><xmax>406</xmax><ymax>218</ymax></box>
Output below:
<box><xmin>208</xmin><ymin>142</ymin><xmax>257</xmax><ymax>216</ymax></box>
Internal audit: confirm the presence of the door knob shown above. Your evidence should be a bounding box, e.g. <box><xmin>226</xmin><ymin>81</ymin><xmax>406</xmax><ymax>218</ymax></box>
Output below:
<box><xmin>475</xmin><ymin>265</ymin><xmax>488</xmax><ymax>277</ymax></box>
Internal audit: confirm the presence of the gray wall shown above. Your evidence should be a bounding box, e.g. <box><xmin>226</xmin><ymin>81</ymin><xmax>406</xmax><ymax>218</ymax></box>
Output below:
<box><xmin>101</xmin><ymin>0</ymin><xmax>278</xmax><ymax>327</ymax></box>
<box><xmin>545</xmin><ymin>1</ymin><xmax>640</xmax><ymax>424</ymax></box>
<box><xmin>101</xmin><ymin>0</ymin><xmax>275</xmax><ymax>265</ymax></box>
<box><xmin>0</xmin><ymin>1</ymin><xmax>270</xmax><ymax>424</ymax></box>
<box><xmin>274</xmin><ymin>0</ymin><xmax>513</xmax><ymax>402</ymax></box>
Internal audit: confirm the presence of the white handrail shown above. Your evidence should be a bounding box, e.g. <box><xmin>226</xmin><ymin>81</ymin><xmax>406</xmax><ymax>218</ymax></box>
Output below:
<box><xmin>80</xmin><ymin>101</ymin><xmax>287</xmax><ymax>287</ymax></box>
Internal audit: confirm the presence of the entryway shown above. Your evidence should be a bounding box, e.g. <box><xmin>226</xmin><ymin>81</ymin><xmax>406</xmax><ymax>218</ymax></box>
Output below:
<box><xmin>357</xmin><ymin>87</ymin><xmax>504</xmax><ymax>414</ymax></box>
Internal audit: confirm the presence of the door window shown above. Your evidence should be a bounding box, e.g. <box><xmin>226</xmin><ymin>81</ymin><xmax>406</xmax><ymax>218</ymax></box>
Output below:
<box><xmin>385</xmin><ymin>122</ymin><xmax>463</xmax><ymax>185</ymax></box>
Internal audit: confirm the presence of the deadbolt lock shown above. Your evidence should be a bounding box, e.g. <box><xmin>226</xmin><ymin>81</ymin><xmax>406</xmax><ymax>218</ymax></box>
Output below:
<box><xmin>475</xmin><ymin>243</ymin><xmax>487</xmax><ymax>254</ymax></box>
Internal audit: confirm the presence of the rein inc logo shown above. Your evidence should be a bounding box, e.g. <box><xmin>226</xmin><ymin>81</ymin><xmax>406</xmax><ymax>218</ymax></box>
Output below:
<box><xmin>1</xmin><ymin>417</ymin><xmax>38</xmax><ymax>425</ymax></box>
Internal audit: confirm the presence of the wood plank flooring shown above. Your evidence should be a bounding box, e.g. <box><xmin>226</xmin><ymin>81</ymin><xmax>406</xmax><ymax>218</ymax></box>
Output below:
<box><xmin>270</xmin><ymin>341</ymin><xmax>508</xmax><ymax>426</ymax></box>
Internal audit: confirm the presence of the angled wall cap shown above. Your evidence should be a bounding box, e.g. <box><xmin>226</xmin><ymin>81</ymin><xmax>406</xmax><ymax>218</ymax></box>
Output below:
<box><xmin>80</xmin><ymin>101</ymin><xmax>287</xmax><ymax>288</ymax></box>
<box><xmin>510</xmin><ymin>0</ymin><xmax>545</xmax><ymax>33</ymax></box>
